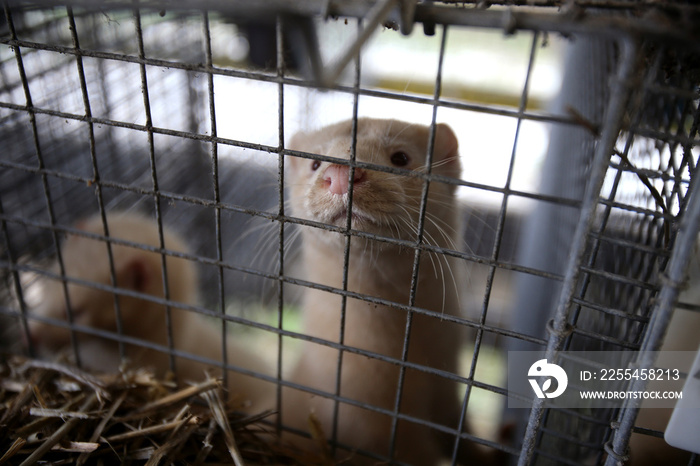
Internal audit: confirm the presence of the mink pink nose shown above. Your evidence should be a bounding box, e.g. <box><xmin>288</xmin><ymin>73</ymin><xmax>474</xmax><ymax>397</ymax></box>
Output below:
<box><xmin>323</xmin><ymin>165</ymin><xmax>366</xmax><ymax>195</ymax></box>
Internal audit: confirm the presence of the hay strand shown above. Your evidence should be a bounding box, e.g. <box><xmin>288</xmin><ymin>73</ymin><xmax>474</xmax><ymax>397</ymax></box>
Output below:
<box><xmin>201</xmin><ymin>376</ymin><xmax>246</xmax><ymax>466</ymax></box>
<box><xmin>0</xmin><ymin>355</ymin><xmax>328</xmax><ymax>465</ymax></box>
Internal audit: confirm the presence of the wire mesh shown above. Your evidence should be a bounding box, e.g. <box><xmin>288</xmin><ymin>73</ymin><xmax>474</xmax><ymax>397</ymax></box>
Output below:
<box><xmin>1</xmin><ymin>1</ymin><xmax>699</xmax><ymax>465</ymax></box>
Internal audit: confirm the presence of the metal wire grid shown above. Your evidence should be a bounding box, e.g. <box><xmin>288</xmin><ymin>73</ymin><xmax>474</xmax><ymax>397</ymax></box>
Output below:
<box><xmin>517</xmin><ymin>38</ymin><xmax>700</xmax><ymax>465</ymax></box>
<box><xmin>0</xmin><ymin>6</ymin><xmax>537</xmax><ymax>463</ymax></box>
<box><xmin>0</xmin><ymin>2</ymin><xmax>699</xmax><ymax>465</ymax></box>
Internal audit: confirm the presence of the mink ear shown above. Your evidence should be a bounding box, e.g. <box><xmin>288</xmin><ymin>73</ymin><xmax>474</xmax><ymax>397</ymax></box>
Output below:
<box><xmin>289</xmin><ymin>126</ymin><xmax>332</xmax><ymax>155</ymax></box>
<box><xmin>117</xmin><ymin>258</ymin><xmax>151</xmax><ymax>294</ymax></box>
<box><xmin>433</xmin><ymin>123</ymin><xmax>461</xmax><ymax>179</ymax></box>
<box><xmin>287</xmin><ymin>131</ymin><xmax>306</xmax><ymax>152</ymax></box>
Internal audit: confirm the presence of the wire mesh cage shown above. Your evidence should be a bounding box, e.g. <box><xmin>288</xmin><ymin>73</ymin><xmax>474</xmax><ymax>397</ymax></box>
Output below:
<box><xmin>1</xmin><ymin>1</ymin><xmax>699</xmax><ymax>465</ymax></box>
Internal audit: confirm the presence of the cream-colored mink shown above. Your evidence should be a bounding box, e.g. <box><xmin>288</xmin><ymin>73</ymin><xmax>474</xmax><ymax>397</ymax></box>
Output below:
<box><xmin>283</xmin><ymin>118</ymin><xmax>492</xmax><ymax>464</ymax></box>
<box><xmin>25</xmin><ymin>211</ymin><xmax>273</xmax><ymax>411</ymax></box>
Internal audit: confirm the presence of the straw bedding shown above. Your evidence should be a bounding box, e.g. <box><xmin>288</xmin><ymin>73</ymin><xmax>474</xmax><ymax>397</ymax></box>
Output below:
<box><xmin>0</xmin><ymin>355</ymin><xmax>330</xmax><ymax>465</ymax></box>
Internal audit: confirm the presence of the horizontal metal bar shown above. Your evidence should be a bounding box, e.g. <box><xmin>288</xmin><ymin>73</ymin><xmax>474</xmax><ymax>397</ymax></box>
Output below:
<box><xmin>3</xmin><ymin>0</ymin><xmax>698</xmax><ymax>52</ymax></box>
<box><xmin>0</xmin><ymin>105</ymin><xmax>584</xmax><ymax>214</ymax></box>
<box><xmin>0</xmin><ymin>161</ymin><xmax>571</xmax><ymax>283</ymax></box>
<box><xmin>0</xmin><ymin>36</ymin><xmax>585</xmax><ymax>126</ymax></box>
<box><xmin>570</xmin><ymin>297</ymin><xmax>650</xmax><ymax>324</ymax></box>
<box><xmin>1</xmin><ymin>300</ymin><xmax>509</xmax><ymax>402</ymax></box>
<box><xmin>587</xmin><ymin>231</ymin><xmax>671</xmax><ymax>258</ymax></box>
<box><xmin>578</xmin><ymin>265</ymin><xmax>661</xmax><ymax>294</ymax></box>
<box><xmin>568</xmin><ymin>327</ymin><xmax>643</xmax><ymax>350</ymax></box>
<box><xmin>3</xmin><ymin>248</ymin><xmax>549</xmax><ymax>350</ymax></box>
<box><xmin>596</xmin><ymin>198</ymin><xmax>681</xmax><ymax>223</ymax></box>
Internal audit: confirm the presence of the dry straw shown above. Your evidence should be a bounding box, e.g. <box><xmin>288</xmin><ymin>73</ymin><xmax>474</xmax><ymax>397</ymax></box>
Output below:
<box><xmin>0</xmin><ymin>355</ymin><xmax>331</xmax><ymax>465</ymax></box>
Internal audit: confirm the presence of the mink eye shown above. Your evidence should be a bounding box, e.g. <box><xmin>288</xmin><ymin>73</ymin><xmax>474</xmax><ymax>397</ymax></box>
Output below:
<box><xmin>390</xmin><ymin>151</ymin><xmax>410</xmax><ymax>167</ymax></box>
<box><xmin>311</xmin><ymin>160</ymin><xmax>321</xmax><ymax>171</ymax></box>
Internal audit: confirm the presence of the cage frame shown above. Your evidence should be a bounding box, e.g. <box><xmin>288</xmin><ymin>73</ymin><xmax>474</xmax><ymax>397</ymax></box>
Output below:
<box><xmin>1</xmin><ymin>1</ymin><xmax>699</xmax><ymax>465</ymax></box>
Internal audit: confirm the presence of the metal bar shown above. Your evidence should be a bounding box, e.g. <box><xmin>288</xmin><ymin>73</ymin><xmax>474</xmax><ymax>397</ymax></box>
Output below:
<box><xmin>275</xmin><ymin>13</ymin><xmax>286</xmax><ymax>437</ymax></box>
<box><xmin>3</xmin><ymin>287</ymin><xmax>533</xmax><ymax>395</ymax></box>
<box><xmin>0</xmin><ymin>8</ymin><xmax>34</xmax><ymax>359</ymax></box>
<box><xmin>329</xmin><ymin>15</ymin><xmax>364</xmax><ymax>454</ymax></box>
<box><xmin>606</xmin><ymin>160</ymin><xmax>693</xmax><ymax>190</ymax></box>
<box><xmin>131</xmin><ymin>3</ymin><xmax>178</xmax><ymax>373</ymax></box>
<box><xmin>0</xmin><ymin>197</ymin><xmax>34</xmax><ymax>356</ymax></box>
<box><xmin>569</xmin><ymin>297</ymin><xmax>650</xmax><ymax>324</ymax></box>
<box><xmin>0</xmin><ymin>37</ymin><xmax>589</xmax><ymax>127</ymax></box>
<box><xmin>0</xmin><ymin>203</ymin><xmax>565</xmax><ymax>287</ymax></box>
<box><xmin>669</xmin><ymin>88</ymin><xmax>700</xmax><ymax>217</ymax></box>
<box><xmin>3</xmin><ymin>0</ymin><xmax>697</xmax><ymax>52</ymax></box>
<box><xmin>388</xmin><ymin>20</ymin><xmax>449</xmax><ymax>460</ymax></box>
<box><xmin>202</xmin><ymin>9</ymin><xmax>229</xmax><ymax>386</ymax></box>
<box><xmin>564</xmin><ymin>43</ymin><xmax>665</xmax><ymax>353</ymax></box>
<box><xmin>517</xmin><ymin>36</ymin><xmax>640</xmax><ymax>466</ymax></box>
<box><xmin>0</xmin><ymin>228</ymin><xmax>554</xmax><ymax>329</ymax></box>
<box><xmin>319</xmin><ymin>0</ymin><xmax>397</xmax><ymax>86</ymax></box>
<box><xmin>603</xmin><ymin>166</ymin><xmax>700</xmax><ymax>466</ymax></box>
<box><xmin>3</xmin><ymin>6</ymin><xmax>696</xmax><ymax>465</ymax></box>
<box><xmin>452</xmin><ymin>29</ymin><xmax>541</xmax><ymax>466</ymax></box>
<box><xmin>0</xmin><ymin>108</ymin><xmax>588</xmax><ymax>210</ymax></box>
<box><xmin>66</xmin><ymin>6</ymin><xmax>129</xmax><ymax>364</ymax></box>
<box><xmin>2</xmin><ymin>3</ymin><xmax>83</xmax><ymax>366</ymax></box>
<box><xmin>88</xmin><ymin>13</ymin><xmax>119</xmax><ymax>164</ymax></box>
